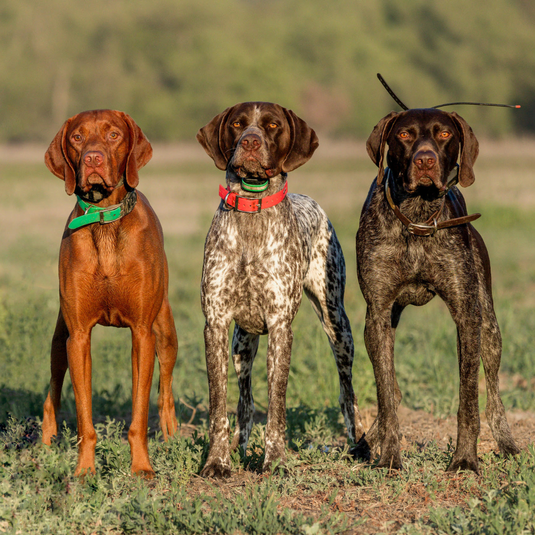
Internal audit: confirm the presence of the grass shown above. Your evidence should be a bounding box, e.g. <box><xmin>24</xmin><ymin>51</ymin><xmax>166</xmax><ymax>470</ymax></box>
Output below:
<box><xmin>1</xmin><ymin>140</ymin><xmax>534</xmax><ymax>533</ymax></box>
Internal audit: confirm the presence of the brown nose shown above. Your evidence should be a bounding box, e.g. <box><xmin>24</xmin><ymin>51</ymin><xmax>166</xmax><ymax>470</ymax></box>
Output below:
<box><xmin>83</xmin><ymin>151</ymin><xmax>104</xmax><ymax>168</ymax></box>
<box><xmin>240</xmin><ymin>133</ymin><xmax>261</xmax><ymax>151</ymax></box>
<box><xmin>413</xmin><ymin>150</ymin><xmax>436</xmax><ymax>170</ymax></box>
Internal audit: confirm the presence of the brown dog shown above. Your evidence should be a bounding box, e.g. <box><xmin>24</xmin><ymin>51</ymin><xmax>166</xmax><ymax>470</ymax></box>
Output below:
<box><xmin>41</xmin><ymin>109</ymin><xmax>178</xmax><ymax>477</ymax></box>
<box><xmin>356</xmin><ymin>108</ymin><xmax>519</xmax><ymax>472</ymax></box>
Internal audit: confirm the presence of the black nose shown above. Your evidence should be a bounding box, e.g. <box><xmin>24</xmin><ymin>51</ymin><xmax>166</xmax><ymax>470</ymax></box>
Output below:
<box><xmin>240</xmin><ymin>133</ymin><xmax>261</xmax><ymax>151</ymax></box>
<box><xmin>83</xmin><ymin>151</ymin><xmax>104</xmax><ymax>168</ymax></box>
<box><xmin>413</xmin><ymin>150</ymin><xmax>436</xmax><ymax>170</ymax></box>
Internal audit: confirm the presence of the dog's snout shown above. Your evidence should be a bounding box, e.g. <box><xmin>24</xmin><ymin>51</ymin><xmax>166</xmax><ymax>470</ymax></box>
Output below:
<box><xmin>413</xmin><ymin>150</ymin><xmax>436</xmax><ymax>170</ymax></box>
<box><xmin>240</xmin><ymin>133</ymin><xmax>262</xmax><ymax>151</ymax></box>
<box><xmin>83</xmin><ymin>151</ymin><xmax>105</xmax><ymax>168</ymax></box>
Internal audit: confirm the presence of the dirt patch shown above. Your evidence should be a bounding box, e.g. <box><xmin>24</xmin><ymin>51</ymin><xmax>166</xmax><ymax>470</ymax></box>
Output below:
<box><xmin>172</xmin><ymin>406</ymin><xmax>535</xmax><ymax>534</ymax></box>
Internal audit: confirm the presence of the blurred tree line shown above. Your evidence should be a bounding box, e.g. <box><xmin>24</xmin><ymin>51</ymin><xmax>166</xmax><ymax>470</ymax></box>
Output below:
<box><xmin>1</xmin><ymin>0</ymin><xmax>534</xmax><ymax>142</ymax></box>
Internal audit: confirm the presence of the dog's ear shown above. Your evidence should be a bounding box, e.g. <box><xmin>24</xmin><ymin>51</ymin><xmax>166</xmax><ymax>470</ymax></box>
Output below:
<box><xmin>45</xmin><ymin>117</ymin><xmax>77</xmax><ymax>195</ymax></box>
<box><xmin>281</xmin><ymin>108</ymin><xmax>319</xmax><ymax>173</ymax></box>
<box><xmin>450</xmin><ymin>111</ymin><xmax>479</xmax><ymax>187</ymax></box>
<box><xmin>197</xmin><ymin>107</ymin><xmax>234</xmax><ymax>170</ymax></box>
<box><xmin>366</xmin><ymin>111</ymin><xmax>399</xmax><ymax>185</ymax></box>
<box><xmin>118</xmin><ymin>111</ymin><xmax>153</xmax><ymax>189</ymax></box>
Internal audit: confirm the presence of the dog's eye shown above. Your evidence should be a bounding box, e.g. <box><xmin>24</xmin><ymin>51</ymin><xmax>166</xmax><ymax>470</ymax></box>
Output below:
<box><xmin>398</xmin><ymin>131</ymin><xmax>410</xmax><ymax>139</ymax></box>
<box><xmin>268</xmin><ymin>123</ymin><xmax>278</xmax><ymax>129</ymax></box>
<box><xmin>439</xmin><ymin>131</ymin><xmax>452</xmax><ymax>139</ymax></box>
<box><xmin>72</xmin><ymin>134</ymin><xmax>83</xmax><ymax>142</ymax></box>
<box><xmin>232</xmin><ymin>121</ymin><xmax>241</xmax><ymax>128</ymax></box>
<box><xmin>109</xmin><ymin>132</ymin><xmax>119</xmax><ymax>140</ymax></box>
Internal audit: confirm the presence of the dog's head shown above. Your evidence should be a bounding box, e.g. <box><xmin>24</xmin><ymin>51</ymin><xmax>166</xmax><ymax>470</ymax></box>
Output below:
<box><xmin>197</xmin><ymin>102</ymin><xmax>318</xmax><ymax>188</ymax></box>
<box><xmin>45</xmin><ymin>109</ymin><xmax>152</xmax><ymax>201</ymax></box>
<box><xmin>366</xmin><ymin>108</ymin><xmax>479</xmax><ymax>194</ymax></box>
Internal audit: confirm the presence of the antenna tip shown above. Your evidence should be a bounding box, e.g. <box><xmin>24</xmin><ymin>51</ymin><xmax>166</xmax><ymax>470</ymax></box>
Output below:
<box><xmin>515</xmin><ymin>105</ymin><xmax>521</xmax><ymax>109</ymax></box>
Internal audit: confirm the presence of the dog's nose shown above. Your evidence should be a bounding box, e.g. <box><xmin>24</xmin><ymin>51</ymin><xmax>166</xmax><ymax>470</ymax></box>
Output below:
<box><xmin>83</xmin><ymin>151</ymin><xmax>104</xmax><ymax>168</ymax></box>
<box><xmin>413</xmin><ymin>150</ymin><xmax>436</xmax><ymax>170</ymax></box>
<box><xmin>240</xmin><ymin>134</ymin><xmax>261</xmax><ymax>151</ymax></box>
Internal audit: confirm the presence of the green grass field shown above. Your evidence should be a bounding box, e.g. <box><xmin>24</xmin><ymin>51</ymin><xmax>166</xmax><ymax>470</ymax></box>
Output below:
<box><xmin>1</xmin><ymin>140</ymin><xmax>534</xmax><ymax>533</ymax></box>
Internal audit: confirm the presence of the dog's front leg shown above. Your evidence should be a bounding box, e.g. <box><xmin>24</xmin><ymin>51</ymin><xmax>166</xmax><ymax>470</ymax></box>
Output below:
<box><xmin>65</xmin><ymin>328</ymin><xmax>98</xmax><ymax>476</ymax></box>
<box><xmin>447</xmin><ymin>315</ymin><xmax>481</xmax><ymax>473</ymax></box>
<box><xmin>364</xmin><ymin>305</ymin><xmax>402</xmax><ymax>469</ymax></box>
<box><xmin>201</xmin><ymin>321</ymin><xmax>232</xmax><ymax>478</ymax></box>
<box><xmin>129</xmin><ymin>326</ymin><xmax>157</xmax><ymax>477</ymax></box>
<box><xmin>264</xmin><ymin>321</ymin><xmax>292</xmax><ymax>472</ymax></box>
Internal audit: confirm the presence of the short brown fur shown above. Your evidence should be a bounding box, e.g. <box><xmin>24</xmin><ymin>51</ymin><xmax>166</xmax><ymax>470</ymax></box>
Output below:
<box><xmin>41</xmin><ymin>109</ymin><xmax>178</xmax><ymax>477</ymax></box>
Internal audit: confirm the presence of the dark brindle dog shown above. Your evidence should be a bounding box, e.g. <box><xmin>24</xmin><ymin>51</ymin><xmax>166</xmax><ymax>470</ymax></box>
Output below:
<box><xmin>356</xmin><ymin>108</ymin><xmax>519</xmax><ymax>472</ymax></box>
<box><xmin>197</xmin><ymin>101</ymin><xmax>366</xmax><ymax>477</ymax></box>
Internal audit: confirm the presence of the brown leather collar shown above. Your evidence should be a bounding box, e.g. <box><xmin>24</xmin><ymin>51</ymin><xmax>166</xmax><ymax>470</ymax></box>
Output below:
<box><xmin>219</xmin><ymin>181</ymin><xmax>288</xmax><ymax>213</ymax></box>
<box><xmin>384</xmin><ymin>168</ymin><xmax>481</xmax><ymax>237</ymax></box>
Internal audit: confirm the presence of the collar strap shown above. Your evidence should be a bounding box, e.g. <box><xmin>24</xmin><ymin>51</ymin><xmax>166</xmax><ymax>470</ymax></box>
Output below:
<box><xmin>219</xmin><ymin>182</ymin><xmax>288</xmax><ymax>213</ymax></box>
<box><xmin>384</xmin><ymin>168</ymin><xmax>480</xmax><ymax>237</ymax></box>
<box><xmin>438</xmin><ymin>164</ymin><xmax>460</xmax><ymax>197</ymax></box>
<box><xmin>69</xmin><ymin>190</ymin><xmax>137</xmax><ymax>230</ymax></box>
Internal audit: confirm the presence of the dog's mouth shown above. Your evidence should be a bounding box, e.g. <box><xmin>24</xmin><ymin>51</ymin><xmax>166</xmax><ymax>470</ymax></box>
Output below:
<box><xmin>406</xmin><ymin>168</ymin><xmax>447</xmax><ymax>194</ymax></box>
<box><xmin>418</xmin><ymin>176</ymin><xmax>433</xmax><ymax>186</ymax></box>
<box><xmin>76</xmin><ymin>172</ymin><xmax>118</xmax><ymax>202</ymax></box>
<box><xmin>232</xmin><ymin>160</ymin><xmax>275</xmax><ymax>180</ymax></box>
<box><xmin>75</xmin><ymin>183</ymin><xmax>109</xmax><ymax>202</ymax></box>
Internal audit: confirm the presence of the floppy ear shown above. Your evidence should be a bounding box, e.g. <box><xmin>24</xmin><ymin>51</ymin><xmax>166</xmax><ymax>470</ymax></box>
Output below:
<box><xmin>196</xmin><ymin>107</ymin><xmax>234</xmax><ymax>170</ymax></box>
<box><xmin>118</xmin><ymin>111</ymin><xmax>153</xmax><ymax>189</ymax></box>
<box><xmin>44</xmin><ymin>117</ymin><xmax>77</xmax><ymax>195</ymax></box>
<box><xmin>366</xmin><ymin>111</ymin><xmax>399</xmax><ymax>185</ymax></box>
<box><xmin>450</xmin><ymin>111</ymin><xmax>479</xmax><ymax>187</ymax></box>
<box><xmin>281</xmin><ymin>108</ymin><xmax>319</xmax><ymax>173</ymax></box>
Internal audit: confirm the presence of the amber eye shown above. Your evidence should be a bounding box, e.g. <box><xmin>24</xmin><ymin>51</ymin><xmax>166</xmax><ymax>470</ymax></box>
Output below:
<box><xmin>72</xmin><ymin>134</ymin><xmax>82</xmax><ymax>142</ymax></box>
<box><xmin>232</xmin><ymin>121</ymin><xmax>241</xmax><ymax>128</ymax></box>
<box><xmin>399</xmin><ymin>131</ymin><xmax>410</xmax><ymax>139</ymax></box>
<box><xmin>439</xmin><ymin>131</ymin><xmax>451</xmax><ymax>139</ymax></box>
<box><xmin>109</xmin><ymin>131</ymin><xmax>120</xmax><ymax>140</ymax></box>
<box><xmin>268</xmin><ymin>123</ymin><xmax>278</xmax><ymax>129</ymax></box>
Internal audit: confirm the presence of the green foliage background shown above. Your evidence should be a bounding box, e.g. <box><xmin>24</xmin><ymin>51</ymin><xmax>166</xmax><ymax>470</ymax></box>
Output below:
<box><xmin>1</xmin><ymin>0</ymin><xmax>534</xmax><ymax>142</ymax></box>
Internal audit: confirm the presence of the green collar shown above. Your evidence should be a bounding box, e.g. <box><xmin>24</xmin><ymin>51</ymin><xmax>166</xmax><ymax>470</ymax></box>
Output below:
<box><xmin>69</xmin><ymin>190</ymin><xmax>138</xmax><ymax>230</ymax></box>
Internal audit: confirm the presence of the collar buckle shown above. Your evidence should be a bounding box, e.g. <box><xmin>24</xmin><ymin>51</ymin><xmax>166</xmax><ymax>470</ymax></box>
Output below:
<box><xmin>234</xmin><ymin>196</ymin><xmax>262</xmax><ymax>213</ymax></box>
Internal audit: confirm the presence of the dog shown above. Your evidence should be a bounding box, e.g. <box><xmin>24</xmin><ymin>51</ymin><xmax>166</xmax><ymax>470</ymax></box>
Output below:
<box><xmin>41</xmin><ymin>109</ymin><xmax>178</xmax><ymax>477</ymax></box>
<box><xmin>197</xmin><ymin>101</ymin><xmax>366</xmax><ymax>477</ymax></box>
<box><xmin>356</xmin><ymin>107</ymin><xmax>519</xmax><ymax>472</ymax></box>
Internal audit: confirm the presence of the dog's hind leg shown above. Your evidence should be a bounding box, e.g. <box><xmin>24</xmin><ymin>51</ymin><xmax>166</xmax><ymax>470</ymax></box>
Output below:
<box><xmin>304</xmin><ymin>226</ymin><xmax>366</xmax><ymax>450</ymax></box>
<box><xmin>473</xmin><ymin>232</ymin><xmax>519</xmax><ymax>456</ymax></box>
<box><xmin>480</xmin><ymin>301</ymin><xmax>520</xmax><ymax>456</ymax></box>
<box><xmin>230</xmin><ymin>325</ymin><xmax>259</xmax><ymax>453</ymax></box>
<box><xmin>42</xmin><ymin>309</ymin><xmax>69</xmax><ymax>445</ymax></box>
<box><xmin>154</xmin><ymin>298</ymin><xmax>178</xmax><ymax>441</ymax></box>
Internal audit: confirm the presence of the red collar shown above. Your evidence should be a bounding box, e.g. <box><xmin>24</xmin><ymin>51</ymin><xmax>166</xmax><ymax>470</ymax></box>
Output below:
<box><xmin>219</xmin><ymin>182</ymin><xmax>288</xmax><ymax>213</ymax></box>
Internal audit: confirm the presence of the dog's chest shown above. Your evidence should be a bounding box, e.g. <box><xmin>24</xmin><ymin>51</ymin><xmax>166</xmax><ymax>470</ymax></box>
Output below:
<box><xmin>202</xmin><ymin>209</ymin><xmax>306</xmax><ymax>330</ymax></box>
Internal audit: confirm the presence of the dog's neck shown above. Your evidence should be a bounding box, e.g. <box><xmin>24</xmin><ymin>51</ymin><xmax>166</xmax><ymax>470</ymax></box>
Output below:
<box><xmin>226</xmin><ymin>168</ymin><xmax>288</xmax><ymax>199</ymax></box>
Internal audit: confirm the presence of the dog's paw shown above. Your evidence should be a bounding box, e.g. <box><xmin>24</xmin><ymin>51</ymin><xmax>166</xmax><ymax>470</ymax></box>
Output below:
<box><xmin>262</xmin><ymin>457</ymin><xmax>288</xmax><ymax>475</ymax></box>
<box><xmin>133</xmin><ymin>468</ymin><xmax>156</xmax><ymax>480</ymax></box>
<box><xmin>499</xmin><ymin>440</ymin><xmax>521</xmax><ymax>457</ymax></box>
<box><xmin>201</xmin><ymin>460</ymin><xmax>232</xmax><ymax>479</ymax></box>
<box><xmin>375</xmin><ymin>449</ymin><xmax>402</xmax><ymax>470</ymax></box>
<box><xmin>447</xmin><ymin>454</ymin><xmax>479</xmax><ymax>474</ymax></box>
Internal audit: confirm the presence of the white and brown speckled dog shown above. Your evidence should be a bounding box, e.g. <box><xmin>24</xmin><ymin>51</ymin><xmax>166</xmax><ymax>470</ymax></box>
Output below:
<box><xmin>197</xmin><ymin>101</ymin><xmax>366</xmax><ymax>477</ymax></box>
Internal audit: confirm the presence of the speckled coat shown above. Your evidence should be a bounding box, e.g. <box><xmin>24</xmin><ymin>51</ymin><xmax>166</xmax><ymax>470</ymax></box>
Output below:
<box><xmin>197</xmin><ymin>102</ymin><xmax>365</xmax><ymax>477</ymax></box>
<box><xmin>356</xmin><ymin>108</ymin><xmax>519</xmax><ymax>473</ymax></box>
